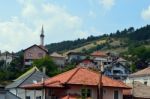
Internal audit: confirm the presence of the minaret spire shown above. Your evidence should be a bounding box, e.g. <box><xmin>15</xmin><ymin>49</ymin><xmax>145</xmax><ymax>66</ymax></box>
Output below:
<box><xmin>40</xmin><ymin>25</ymin><xmax>44</xmax><ymax>46</ymax></box>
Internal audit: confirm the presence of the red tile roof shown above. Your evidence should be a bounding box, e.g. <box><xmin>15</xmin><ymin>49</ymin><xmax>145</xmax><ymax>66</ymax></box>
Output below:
<box><xmin>22</xmin><ymin>67</ymin><xmax>130</xmax><ymax>89</ymax></box>
<box><xmin>81</xmin><ymin>60</ymin><xmax>93</xmax><ymax>64</ymax></box>
<box><xmin>91</xmin><ymin>51</ymin><xmax>107</xmax><ymax>57</ymax></box>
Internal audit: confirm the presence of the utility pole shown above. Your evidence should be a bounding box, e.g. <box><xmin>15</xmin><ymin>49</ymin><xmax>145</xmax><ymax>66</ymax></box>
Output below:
<box><xmin>42</xmin><ymin>67</ymin><xmax>46</xmax><ymax>99</ymax></box>
<box><xmin>98</xmin><ymin>62</ymin><xmax>104</xmax><ymax>99</ymax></box>
<box><xmin>132</xmin><ymin>79</ymin><xmax>134</xmax><ymax>99</ymax></box>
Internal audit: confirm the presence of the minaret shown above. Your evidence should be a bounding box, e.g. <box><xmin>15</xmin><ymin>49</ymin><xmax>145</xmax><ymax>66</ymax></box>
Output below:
<box><xmin>40</xmin><ymin>25</ymin><xmax>44</xmax><ymax>46</ymax></box>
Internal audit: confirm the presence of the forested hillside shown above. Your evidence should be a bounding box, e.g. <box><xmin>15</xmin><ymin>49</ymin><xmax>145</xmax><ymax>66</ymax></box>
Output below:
<box><xmin>46</xmin><ymin>25</ymin><xmax>150</xmax><ymax>53</ymax></box>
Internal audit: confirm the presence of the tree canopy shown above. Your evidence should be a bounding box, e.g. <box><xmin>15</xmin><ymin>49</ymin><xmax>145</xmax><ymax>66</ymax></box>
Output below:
<box><xmin>33</xmin><ymin>56</ymin><xmax>59</xmax><ymax>76</ymax></box>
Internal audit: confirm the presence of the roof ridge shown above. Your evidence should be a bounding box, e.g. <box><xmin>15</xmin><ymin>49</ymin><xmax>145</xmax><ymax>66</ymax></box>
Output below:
<box><xmin>23</xmin><ymin>44</ymin><xmax>48</xmax><ymax>53</ymax></box>
<box><xmin>65</xmin><ymin>67</ymin><xmax>81</xmax><ymax>83</ymax></box>
<box><xmin>14</xmin><ymin>66</ymin><xmax>39</xmax><ymax>81</ymax></box>
<box><xmin>130</xmin><ymin>67</ymin><xmax>150</xmax><ymax>76</ymax></box>
<box><xmin>45</xmin><ymin>67</ymin><xmax>79</xmax><ymax>82</ymax></box>
<box><xmin>18</xmin><ymin>69</ymin><xmax>38</xmax><ymax>87</ymax></box>
<box><xmin>45</xmin><ymin>80</ymin><xmax>61</xmax><ymax>86</ymax></box>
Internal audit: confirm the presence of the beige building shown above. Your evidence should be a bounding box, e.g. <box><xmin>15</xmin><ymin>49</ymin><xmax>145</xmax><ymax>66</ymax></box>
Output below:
<box><xmin>50</xmin><ymin>52</ymin><xmax>66</xmax><ymax>67</ymax></box>
<box><xmin>24</xmin><ymin>45</ymin><xmax>48</xmax><ymax>65</ymax></box>
<box><xmin>126</xmin><ymin>67</ymin><xmax>150</xmax><ymax>86</ymax></box>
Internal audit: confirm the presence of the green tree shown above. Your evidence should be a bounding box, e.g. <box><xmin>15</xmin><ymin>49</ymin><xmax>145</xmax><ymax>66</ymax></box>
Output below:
<box><xmin>9</xmin><ymin>54</ymin><xmax>24</xmax><ymax>72</ymax></box>
<box><xmin>33</xmin><ymin>56</ymin><xmax>58</xmax><ymax>76</ymax></box>
<box><xmin>130</xmin><ymin>64</ymin><xmax>136</xmax><ymax>73</ymax></box>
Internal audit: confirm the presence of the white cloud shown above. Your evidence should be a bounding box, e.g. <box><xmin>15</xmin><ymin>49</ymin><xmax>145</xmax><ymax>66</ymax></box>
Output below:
<box><xmin>0</xmin><ymin>17</ymin><xmax>38</xmax><ymax>52</ymax></box>
<box><xmin>88</xmin><ymin>10</ymin><xmax>96</xmax><ymax>18</ymax></box>
<box><xmin>99</xmin><ymin>0</ymin><xmax>115</xmax><ymax>10</ymax></box>
<box><xmin>22</xmin><ymin>3</ymin><xmax>37</xmax><ymax>18</ymax></box>
<box><xmin>0</xmin><ymin>0</ymin><xmax>89</xmax><ymax>52</ymax></box>
<box><xmin>141</xmin><ymin>5</ymin><xmax>150</xmax><ymax>20</ymax></box>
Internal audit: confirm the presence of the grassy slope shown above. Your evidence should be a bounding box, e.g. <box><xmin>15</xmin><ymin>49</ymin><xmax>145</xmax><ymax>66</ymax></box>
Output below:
<box><xmin>63</xmin><ymin>39</ymin><xmax>106</xmax><ymax>55</ymax></box>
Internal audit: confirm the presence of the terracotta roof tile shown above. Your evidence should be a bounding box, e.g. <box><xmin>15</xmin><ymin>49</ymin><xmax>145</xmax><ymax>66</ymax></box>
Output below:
<box><xmin>91</xmin><ymin>51</ymin><xmax>107</xmax><ymax>57</ymax></box>
<box><xmin>22</xmin><ymin>67</ymin><xmax>130</xmax><ymax>89</ymax></box>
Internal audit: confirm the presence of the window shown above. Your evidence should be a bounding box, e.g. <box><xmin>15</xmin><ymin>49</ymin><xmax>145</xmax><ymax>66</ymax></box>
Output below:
<box><xmin>81</xmin><ymin>88</ymin><xmax>92</xmax><ymax>98</ymax></box>
<box><xmin>26</xmin><ymin>96</ymin><xmax>30</xmax><ymax>99</ymax></box>
<box><xmin>38</xmin><ymin>53</ymin><xmax>43</xmax><ymax>57</ymax></box>
<box><xmin>144</xmin><ymin>81</ymin><xmax>147</xmax><ymax>85</ymax></box>
<box><xmin>113</xmin><ymin>70</ymin><xmax>123</xmax><ymax>74</ymax></box>
<box><xmin>103</xmin><ymin>89</ymin><xmax>106</xmax><ymax>94</ymax></box>
<box><xmin>48</xmin><ymin>89</ymin><xmax>53</xmax><ymax>96</ymax></box>
<box><xmin>28</xmin><ymin>52</ymin><xmax>32</xmax><ymax>57</ymax></box>
<box><xmin>36</xmin><ymin>96</ymin><xmax>41</xmax><ymax>99</ymax></box>
<box><xmin>103</xmin><ymin>62</ymin><xmax>107</xmax><ymax>65</ymax></box>
<box><xmin>114</xmin><ymin>90</ymin><xmax>119</xmax><ymax>99</ymax></box>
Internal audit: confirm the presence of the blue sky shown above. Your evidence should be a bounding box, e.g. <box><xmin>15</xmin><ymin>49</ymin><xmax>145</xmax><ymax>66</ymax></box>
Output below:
<box><xmin>0</xmin><ymin>0</ymin><xmax>150</xmax><ymax>52</ymax></box>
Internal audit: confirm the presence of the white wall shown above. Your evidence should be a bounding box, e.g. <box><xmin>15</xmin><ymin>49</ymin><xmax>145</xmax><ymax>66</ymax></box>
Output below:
<box><xmin>126</xmin><ymin>76</ymin><xmax>150</xmax><ymax>86</ymax></box>
<box><xmin>103</xmin><ymin>88</ymin><xmax>123</xmax><ymax>99</ymax></box>
<box><xmin>67</xmin><ymin>85</ymin><xmax>97</xmax><ymax>99</ymax></box>
<box><xmin>0</xmin><ymin>55</ymin><xmax>13</xmax><ymax>64</ymax></box>
<box><xmin>66</xmin><ymin>85</ymin><xmax>123</xmax><ymax>99</ymax></box>
<box><xmin>9</xmin><ymin>88</ymin><xmax>44</xmax><ymax>99</ymax></box>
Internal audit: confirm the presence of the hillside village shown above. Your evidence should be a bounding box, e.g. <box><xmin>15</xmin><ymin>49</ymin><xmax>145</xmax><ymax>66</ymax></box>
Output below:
<box><xmin>0</xmin><ymin>25</ymin><xmax>149</xmax><ymax>99</ymax></box>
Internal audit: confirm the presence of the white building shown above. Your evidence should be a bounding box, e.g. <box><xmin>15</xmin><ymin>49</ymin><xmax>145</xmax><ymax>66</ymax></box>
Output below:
<box><xmin>91</xmin><ymin>51</ymin><xmax>130</xmax><ymax>80</ymax></box>
<box><xmin>91</xmin><ymin>51</ymin><xmax>112</xmax><ymax>68</ymax></box>
<box><xmin>6</xmin><ymin>67</ymin><xmax>48</xmax><ymax>99</ymax></box>
<box><xmin>0</xmin><ymin>51</ymin><xmax>13</xmax><ymax>65</ymax></box>
<box><xmin>105</xmin><ymin>62</ymin><xmax>130</xmax><ymax>80</ymax></box>
<box><xmin>67</xmin><ymin>52</ymin><xmax>87</xmax><ymax>63</ymax></box>
<box><xmin>126</xmin><ymin>67</ymin><xmax>150</xmax><ymax>86</ymax></box>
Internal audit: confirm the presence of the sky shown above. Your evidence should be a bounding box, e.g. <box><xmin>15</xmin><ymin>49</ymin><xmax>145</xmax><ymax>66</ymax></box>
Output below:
<box><xmin>0</xmin><ymin>0</ymin><xmax>150</xmax><ymax>52</ymax></box>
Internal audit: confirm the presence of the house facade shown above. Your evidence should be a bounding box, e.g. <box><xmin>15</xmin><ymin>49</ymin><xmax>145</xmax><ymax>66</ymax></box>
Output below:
<box><xmin>91</xmin><ymin>51</ymin><xmax>112</xmax><ymax>68</ymax></box>
<box><xmin>67</xmin><ymin>52</ymin><xmax>87</xmax><ymax>63</ymax></box>
<box><xmin>91</xmin><ymin>51</ymin><xmax>130</xmax><ymax>80</ymax></box>
<box><xmin>126</xmin><ymin>67</ymin><xmax>150</xmax><ymax>86</ymax></box>
<box><xmin>123</xmin><ymin>81</ymin><xmax>150</xmax><ymax>99</ymax></box>
<box><xmin>22</xmin><ymin>67</ymin><xmax>130</xmax><ymax>99</ymax></box>
<box><xmin>24</xmin><ymin>45</ymin><xmax>48</xmax><ymax>65</ymax></box>
<box><xmin>50</xmin><ymin>52</ymin><xmax>66</xmax><ymax>67</ymax></box>
<box><xmin>0</xmin><ymin>85</ymin><xmax>21</xmax><ymax>99</ymax></box>
<box><xmin>6</xmin><ymin>67</ymin><xmax>48</xmax><ymax>99</ymax></box>
<box><xmin>104</xmin><ymin>62</ymin><xmax>130</xmax><ymax>80</ymax></box>
<box><xmin>0</xmin><ymin>51</ymin><xmax>14</xmax><ymax>65</ymax></box>
<box><xmin>78</xmin><ymin>59</ymin><xmax>97</xmax><ymax>69</ymax></box>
